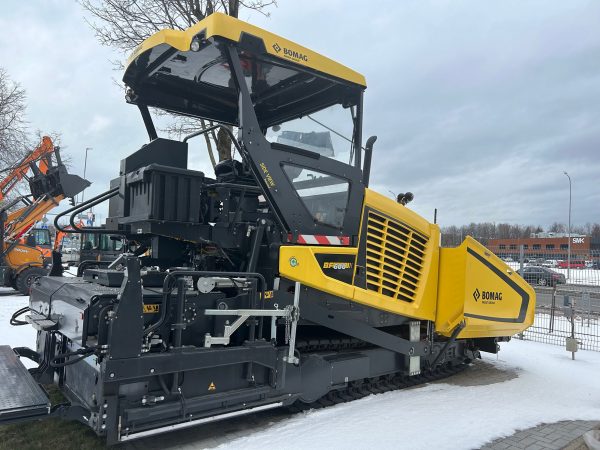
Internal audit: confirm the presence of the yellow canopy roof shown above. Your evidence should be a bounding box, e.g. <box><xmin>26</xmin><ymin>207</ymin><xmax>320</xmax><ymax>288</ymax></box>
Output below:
<box><xmin>125</xmin><ymin>12</ymin><xmax>366</xmax><ymax>88</ymax></box>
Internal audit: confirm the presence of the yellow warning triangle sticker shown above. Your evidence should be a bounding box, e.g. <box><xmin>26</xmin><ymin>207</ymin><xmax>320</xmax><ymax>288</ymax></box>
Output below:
<box><xmin>208</xmin><ymin>382</ymin><xmax>216</xmax><ymax>391</ymax></box>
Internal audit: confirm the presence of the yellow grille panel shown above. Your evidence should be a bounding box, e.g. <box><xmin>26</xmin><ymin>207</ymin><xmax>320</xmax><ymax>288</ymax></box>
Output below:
<box><xmin>365</xmin><ymin>211</ymin><xmax>429</xmax><ymax>302</ymax></box>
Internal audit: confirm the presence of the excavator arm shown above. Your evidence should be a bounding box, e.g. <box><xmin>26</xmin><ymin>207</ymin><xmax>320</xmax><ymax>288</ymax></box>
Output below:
<box><xmin>5</xmin><ymin>195</ymin><xmax>63</xmax><ymax>242</ymax></box>
<box><xmin>53</xmin><ymin>227</ymin><xmax>67</xmax><ymax>252</ymax></box>
<box><xmin>0</xmin><ymin>136</ymin><xmax>55</xmax><ymax>202</ymax></box>
<box><xmin>0</xmin><ymin>136</ymin><xmax>89</xmax><ymax>293</ymax></box>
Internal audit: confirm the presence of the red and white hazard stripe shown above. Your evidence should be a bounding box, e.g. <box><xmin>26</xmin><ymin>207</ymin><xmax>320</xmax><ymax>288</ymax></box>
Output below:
<box><xmin>288</xmin><ymin>234</ymin><xmax>350</xmax><ymax>246</ymax></box>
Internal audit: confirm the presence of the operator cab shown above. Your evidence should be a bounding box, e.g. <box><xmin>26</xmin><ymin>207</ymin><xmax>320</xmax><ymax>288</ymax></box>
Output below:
<box><xmin>80</xmin><ymin>232</ymin><xmax>124</xmax><ymax>260</ymax></box>
<box><xmin>25</xmin><ymin>228</ymin><xmax>51</xmax><ymax>248</ymax></box>
<box><xmin>123</xmin><ymin>13</ymin><xmax>369</xmax><ymax>240</ymax></box>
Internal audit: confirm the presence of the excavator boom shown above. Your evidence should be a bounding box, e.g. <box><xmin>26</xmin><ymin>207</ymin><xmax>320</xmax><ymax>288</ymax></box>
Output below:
<box><xmin>0</xmin><ymin>136</ymin><xmax>55</xmax><ymax>202</ymax></box>
<box><xmin>0</xmin><ymin>136</ymin><xmax>89</xmax><ymax>294</ymax></box>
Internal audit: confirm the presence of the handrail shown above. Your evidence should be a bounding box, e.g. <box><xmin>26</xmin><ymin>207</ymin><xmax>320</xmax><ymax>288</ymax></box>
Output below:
<box><xmin>54</xmin><ymin>187</ymin><xmax>122</xmax><ymax>235</ymax></box>
<box><xmin>145</xmin><ymin>270</ymin><xmax>267</xmax><ymax>336</ymax></box>
<box><xmin>182</xmin><ymin>123</ymin><xmax>243</xmax><ymax>154</ymax></box>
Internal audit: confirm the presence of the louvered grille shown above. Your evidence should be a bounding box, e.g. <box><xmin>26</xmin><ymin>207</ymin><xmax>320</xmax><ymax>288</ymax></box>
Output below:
<box><xmin>365</xmin><ymin>211</ymin><xmax>429</xmax><ymax>302</ymax></box>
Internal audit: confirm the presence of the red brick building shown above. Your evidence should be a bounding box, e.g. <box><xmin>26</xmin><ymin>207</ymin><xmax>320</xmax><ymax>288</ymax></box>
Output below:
<box><xmin>488</xmin><ymin>234</ymin><xmax>600</xmax><ymax>259</ymax></box>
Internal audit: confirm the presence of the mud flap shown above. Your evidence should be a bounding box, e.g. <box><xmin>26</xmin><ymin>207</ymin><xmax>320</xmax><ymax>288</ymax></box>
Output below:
<box><xmin>0</xmin><ymin>346</ymin><xmax>50</xmax><ymax>423</ymax></box>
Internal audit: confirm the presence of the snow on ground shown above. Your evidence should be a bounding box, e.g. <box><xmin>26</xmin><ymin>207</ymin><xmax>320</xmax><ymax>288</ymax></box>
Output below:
<box><xmin>548</xmin><ymin>267</ymin><xmax>599</xmax><ymax>285</ymax></box>
<box><xmin>0</xmin><ymin>288</ymin><xmax>35</xmax><ymax>350</ymax></box>
<box><xmin>507</xmin><ymin>261</ymin><xmax>600</xmax><ymax>286</ymax></box>
<box><xmin>217</xmin><ymin>341</ymin><xmax>600</xmax><ymax>450</ymax></box>
<box><xmin>1</xmin><ymin>288</ymin><xmax>599</xmax><ymax>449</ymax></box>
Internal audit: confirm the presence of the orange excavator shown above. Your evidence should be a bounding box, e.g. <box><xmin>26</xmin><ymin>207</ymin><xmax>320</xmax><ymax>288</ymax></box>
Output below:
<box><xmin>19</xmin><ymin>227</ymin><xmax>53</xmax><ymax>263</ymax></box>
<box><xmin>53</xmin><ymin>227</ymin><xmax>69</xmax><ymax>253</ymax></box>
<box><xmin>0</xmin><ymin>136</ymin><xmax>89</xmax><ymax>294</ymax></box>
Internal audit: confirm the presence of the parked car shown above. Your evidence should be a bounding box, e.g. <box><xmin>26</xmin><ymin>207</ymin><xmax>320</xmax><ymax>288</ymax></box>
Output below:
<box><xmin>526</xmin><ymin>258</ymin><xmax>546</xmax><ymax>267</ymax></box>
<box><xmin>542</xmin><ymin>259</ymin><xmax>561</xmax><ymax>268</ymax></box>
<box><xmin>558</xmin><ymin>260</ymin><xmax>586</xmax><ymax>269</ymax></box>
<box><xmin>517</xmin><ymin>266</ymin><xmax>566</xmax><ymax>287</ymax></box>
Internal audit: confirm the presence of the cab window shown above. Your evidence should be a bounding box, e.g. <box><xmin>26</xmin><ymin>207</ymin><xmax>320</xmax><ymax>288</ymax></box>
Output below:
<box><xmin>82</xmin><ymin>233</ymin><xmax>98</xmax><ymax>251</ymax></box>
<box><xmin>266</xmin><ymin>104</ymin><xmax>356</xmax><ymax>166</ymax></box>
<box><xmin>113</xmin><ymin>239</ymin><xmax>123</xmax><ymax>251</ymax></box>
<box><xmin>32</xmin><ymin>229</ymin><xmax>51</xmax><ymax>246</ymax></box>
<box><xmin>282</xmin><ymin>164</ymin><xmax>349</xmax><ymax>228</ymax></box>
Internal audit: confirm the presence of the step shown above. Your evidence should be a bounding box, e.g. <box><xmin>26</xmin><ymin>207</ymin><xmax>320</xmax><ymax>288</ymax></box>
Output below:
<box><xmin>0</xmin><ymin>345</ymin><xmax>50</xmax><ymax>422</ymax></box>
<box><xmin>24</xmin><ymin>311</ymin><xmax>58</xmax><ymax>331</ymax></box>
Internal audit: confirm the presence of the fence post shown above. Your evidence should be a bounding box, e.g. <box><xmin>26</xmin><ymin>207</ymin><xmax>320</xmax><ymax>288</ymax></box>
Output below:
<box><xmin>550</xmin><ymin>287</ymin><xmax>556</xmax><ymax>333</ymax></box>
<box><xmin>582</xmin><ymin>291</ymin><xmax>591</xmax><ymax>327</ymax></box>
<box><xmin>570</xmin><ymin>304</ymin><xmax>576</xmax><ymax>360</ymax></box>
<box><xmin>519</xmin><ymin>244</ymin><xmax>524</xmax><ymax>273</ymax></box>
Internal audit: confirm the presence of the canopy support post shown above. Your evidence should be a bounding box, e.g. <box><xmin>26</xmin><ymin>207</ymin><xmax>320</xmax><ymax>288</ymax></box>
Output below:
<box><xmin>138</xmin><ymin>104</ymin><xmax>158</xmax><ymax>141</ymax></box>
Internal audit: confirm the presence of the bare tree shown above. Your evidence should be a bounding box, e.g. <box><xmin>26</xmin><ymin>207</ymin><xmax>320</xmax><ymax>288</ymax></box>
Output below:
<box><xmin>80</xmin><ymin>0</ymin><xmax>277</xmax><ymax>165</ymax></box>
<box><xmin>440</xmin><ymin>222</ymin><xmax>562</xmax><ymax>247</ymax></box>
<box><xmin>548</xmin><ymin>222</ymin><xmax>566</xmax><ymax>233</ymax></box>
<box><xmin>0</xmin><ymin>68</ymin><xmax>29</xmax><ymax>169</ymax></box>
<box><xmin>591</xmin><ymin>224</ymin><xmax>600</xmax><ymax>240</ymax></box>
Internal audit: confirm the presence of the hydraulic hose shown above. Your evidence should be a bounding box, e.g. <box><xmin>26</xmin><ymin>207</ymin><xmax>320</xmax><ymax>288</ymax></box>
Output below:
<box><xmin>10</xmin><ymin>306</ymin><xmax>30</xmax><ymax>326</ymax></box>
<box><xmin>50</xmin><ymin>345</ymin><xmax>98</xmax><ymax>368</ymax></box>
<box><xmin>429</xmin><ymin>322</ymin><xmax>466</xmax><ymax>368</ymax></box>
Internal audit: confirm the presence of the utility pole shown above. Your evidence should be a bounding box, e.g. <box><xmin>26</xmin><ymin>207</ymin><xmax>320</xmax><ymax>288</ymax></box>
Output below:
<box><xmin>81</xmin><ymin>147</ymin><xmax>92</xmax><ymax>204</ymax></box>
<box><xmin>564</xmin><ymin>171</ymin><xmax>572</xmax><ymax>281</ymax></box>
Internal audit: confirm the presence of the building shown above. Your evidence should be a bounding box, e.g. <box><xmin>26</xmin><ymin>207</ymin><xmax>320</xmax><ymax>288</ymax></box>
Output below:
<box><xmin>487</xmin><ymin>234</ymin><xmax>600</xmax><ymax>260</ymax></box>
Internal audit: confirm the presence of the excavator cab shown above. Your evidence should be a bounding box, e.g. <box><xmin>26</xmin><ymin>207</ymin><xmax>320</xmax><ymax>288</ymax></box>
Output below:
<box><xmin>22</xmin><ymin>228</ymin><xmax>52</xmax><ymax>261</ymax></box>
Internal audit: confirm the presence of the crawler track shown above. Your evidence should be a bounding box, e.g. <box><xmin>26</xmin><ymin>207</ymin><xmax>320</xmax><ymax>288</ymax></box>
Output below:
<box><xmin>289</xmin><ymin>338</ymin><xmax>470</xmax><ymax>411</ymax></box>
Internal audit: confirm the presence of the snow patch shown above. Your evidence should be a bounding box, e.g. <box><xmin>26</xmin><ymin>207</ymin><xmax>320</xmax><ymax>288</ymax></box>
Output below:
<box><xmin>216</xmin><ymin>341</ymin><xmax>600</xmax><ymax>450</ymax></box>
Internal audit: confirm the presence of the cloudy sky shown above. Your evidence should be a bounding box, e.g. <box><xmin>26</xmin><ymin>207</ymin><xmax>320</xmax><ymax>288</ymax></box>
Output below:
<box><xmin>1</xmin><ymin>0</ymin><xmax>599</xmax><ymax>228</ymax></box>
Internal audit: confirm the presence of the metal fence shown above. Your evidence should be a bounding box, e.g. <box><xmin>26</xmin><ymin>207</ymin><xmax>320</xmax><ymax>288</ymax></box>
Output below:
<box><xmin>516</xmin><ymin>286</ymin><xmax>600</xmax><ymax>352</ymax></box>
<box><xmin>487</xmin><ymin>246</ymin><xmax>600</xmax><ymax>286</ymax></box>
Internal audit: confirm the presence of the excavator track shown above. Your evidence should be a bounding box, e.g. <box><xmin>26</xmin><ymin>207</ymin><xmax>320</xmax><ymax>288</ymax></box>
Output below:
<box><xmin>288</xmin><ymin>338</ymin><xmax>471</xmax><ymax>412</ymax></box>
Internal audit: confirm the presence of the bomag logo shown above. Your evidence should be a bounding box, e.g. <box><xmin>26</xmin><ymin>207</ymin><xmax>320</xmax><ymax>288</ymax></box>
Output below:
<box><xmin>473</xmin><ymin>288</ymin><xmax>503</xmax><ymax>303</ymax></box>
<box><xmin>323</xmin><ymin>262</ymin><xmax>353</xmax><ymax>270</ymax></box>
<box><xmin>284</xmin><ymin>48</ymin><xmax>308</xmax><ymax>61</ymax></box>
<box><xmin>272</xmin><ymin>42</ymin><xmax>308</xmax><ymax>62</ymax></box>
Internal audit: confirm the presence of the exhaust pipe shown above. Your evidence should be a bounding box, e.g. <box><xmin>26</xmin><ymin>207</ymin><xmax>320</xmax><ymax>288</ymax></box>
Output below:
<box><xmin>362</xmin><ymin>135</ymin><xmax>377</xmax><ymax>187</ymax></box>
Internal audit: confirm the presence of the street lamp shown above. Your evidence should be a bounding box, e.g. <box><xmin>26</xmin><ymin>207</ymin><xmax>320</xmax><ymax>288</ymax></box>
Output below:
<box><xmin>564</xmin><ymin>171</ymin><xmax>572</xmax><ymax>281</ymax></box>
<box><xmin>81</xmin><ymin>147</ymin><xmax>92</xmax><ymax>203</ymax></box>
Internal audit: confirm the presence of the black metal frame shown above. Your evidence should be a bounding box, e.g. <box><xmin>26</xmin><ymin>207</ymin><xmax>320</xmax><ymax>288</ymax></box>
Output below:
<box><xmin>224</xmin><ymin>45</ymin><xmax>365</xmax><ymax>239</ymax></box>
